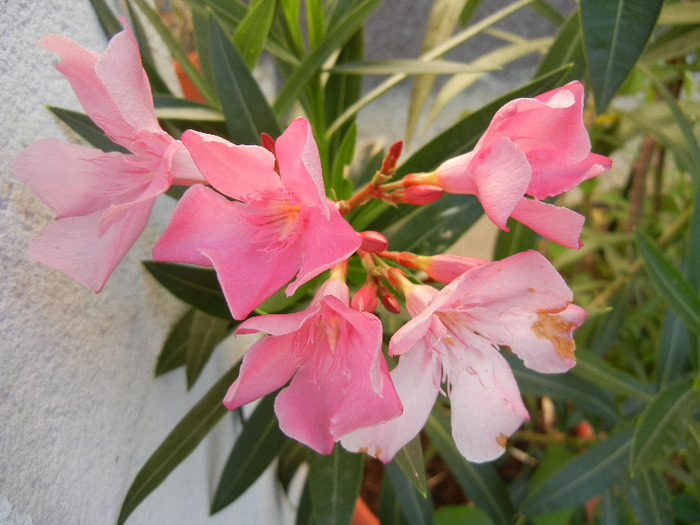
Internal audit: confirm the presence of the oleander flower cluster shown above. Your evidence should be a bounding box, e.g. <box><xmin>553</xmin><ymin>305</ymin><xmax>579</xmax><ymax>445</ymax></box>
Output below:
<box><xmin>15</xmin><ymin>21</ymin><xmax>611</xmax><ymax>463</ymax></box>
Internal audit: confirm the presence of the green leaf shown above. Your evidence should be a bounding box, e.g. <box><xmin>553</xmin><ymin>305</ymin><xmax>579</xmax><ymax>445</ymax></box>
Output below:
<box><xmin>384</xmin><ymin>461</ymin><xmax>433</xmax><ymax>525</ymax></box>
<box><xmin>636</xmin><ymin>231</ymin><xmax>700</xmax><ymax>337</ymax></box>
<box><xmin>520</xmin><ymin>427</ymin><xmax>634</xmax><ymax>514</ymax></box>
<box><xmin>686</xmin><ymin>422</ymin><xmax>700</xmax><ymax>499</ymax></box>
<box><xmin>330</xmin><ymin>59</ymin><xmax>494</xmax><ymax>75</ymax></box>
<box><xmin>425</xmin><ymin>409</ymin><xmax>516</xmax><ymax>525</ymax></box>
<box><xmin>307</xmin><ymin>446</ymin><xmax>364</xmax><ymax>525</ymax></box>
<box><xmin>233</xmin><ymin>0</ymin><xmax>276</xmax><ymax>69</ymax></box>
<box><xmin>184</xmin><ymin>310</ymin><xmax>232</xmax><ymax>389</ymax></box>
<box><xmin>580</xmin><ymin>0</ymin><xmax>664</xmax><ymax>112</ymax></box>
<box><xmin>533</xmin><ymin>8</ymin><xmax>586</xmax><ymax>84</ymax></box>
<box><xmin>155</xmin><ymin>308</ymin><xmax>194</xmax><ymax>376</ymax></box>
<box><xmin>142</xmin><ymin>261</ymin><xmax>231</xmax><ymax>320</ymax></box>
<box><xmin>627</xmin><ymin>468</ymin><xmax>673</xmax><ymax>525</ymax></box>
<box><xmin>642</xmin><ymin>25</ymin><xmax>700</xmax><ymax>64</ymax></box>
<box><xmin>88</xmin><ymin>0</ymin><xmax>123</xmax><ymax>38</ymax></box>
<box><xmin>153</xmin><ymin>95</ymin><xmax>224</xmax><ymax>122</ymax></box>
<box><xmin>210</xmin><ymin>393</ymin><xmax>288</xmax><ymax>513</ymax></box>
<box><xmin>392</xmin><ymin>434</ymin><xmax>427</xmax><ymax>497</ymax></box>
<box><xmin>273</xmin><ymin>0</ymin><xmax>382</xmax><ymax>117</ymax></box>
<box><xmin>329</xmin><ymin>122</ymin><xmax>357</xmax><ymax>200</ymax></box>
<box><xmin>492</xmin><ymin>219</ymin><xmax>537</xmax><ymax>260</ymax></box>
<box><xmin>656</xmin><ymin>308</ymin><xmax>692</xmax><ymax>389</ymax></box>
<box><xmin>572</xmin><ymin>349</ymin><xmax>653</xmax><ymax>402</ymax></box>
<box><xmin>434</xmin><ymin>505</ymin><xmax>493</xmax><ymax>525</ymax></box>
<box><xmin>47</xmin><ymin>107</ymin><xmax>127</xmax><ymax>153</ymax></box>
<box><xmin>277</xmin><ymin>441</ymin><xmax>308</xmax><ymax>494</ymax></box>
<box><xmin>657</xmin><ymin>3</ymin><xmax>700</xmax><ymax>26</ymax></box>
<box><xmin>630</xmin><ymin>382</ymin><xmax>700</xmax><ymax>472</ymax></box>
<box><xmin>210</xmin><ymin>15</ymin><xmax>281</xmax><ymax>144</ymax></box>
<box><xmin>295</xmin><ymin>480</ymin><xmax>315</xmax><ymax>525</ymax></box>
<box><xmin>129</xmin><ymin>0</ymin><xmax>217</xmax><ymax>105</ymax></box>
<box><xmin>378</xmin><ymin>474</ymin><xmax>411</xmax><ymax>525</ymax></box>
<box><xmin>117</xmin><ymin>365</ymin><xmax>240</xmax><ymax>525</ymax></box>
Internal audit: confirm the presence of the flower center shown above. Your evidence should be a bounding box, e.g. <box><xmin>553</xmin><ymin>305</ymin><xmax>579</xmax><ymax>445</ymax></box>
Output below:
<box><xmin>244</xmin><ymin>194</ymin><xmax>302</xmax><ymax>252</ymax></box>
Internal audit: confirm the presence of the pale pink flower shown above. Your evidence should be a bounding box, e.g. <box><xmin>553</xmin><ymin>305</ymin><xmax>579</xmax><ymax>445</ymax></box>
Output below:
<box><xmin>224</xmin><ymin>277</ymin><xmax>402</xmax><ymax>454</ymax></box>
<box><xmin>408</xmin><ymin>82</ymin><xmax>611</xmax><ymax>249</ymax></box>
<box><xmin>152</xmin><ymin>117</ymin><xmax>361</xmax><ymax>319</ymax></box>
<box><xmin>14</xmin><ymin>20</ymin><xmax>203</xmax><ymax>292</ymax></box>
<box><xmin>342</xmin><ymin>250</ymin><xmax>586</xmax><ymax>463</ymax></box>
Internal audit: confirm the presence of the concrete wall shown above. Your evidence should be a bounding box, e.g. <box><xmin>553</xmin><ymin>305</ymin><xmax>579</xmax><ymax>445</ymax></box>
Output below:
<box><xmin>0</xmin><ymin>1</ymin><xmax>292</xmax><ymax>523</ymax></box>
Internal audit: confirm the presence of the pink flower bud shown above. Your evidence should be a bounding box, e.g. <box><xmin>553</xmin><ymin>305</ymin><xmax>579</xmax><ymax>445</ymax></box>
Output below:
<box><xmin>378</xmin><ymin>284</ymin><xmax>401</xmax><ymax>314</ymax></box>
<box><xmin>426</xmin><ymin>254</ymin><xmax>489</xmax><ymax>284</ymax></box>
<box><xmin>352</xmin><ymin>283</ymin><xmax>379</xmax><ymax>313</ymax></box>
<box><xmin>360</xmin><ymin>230</ymin><xmax>389</xmax><ymax>253</ymax></box>
<box><xmin>392</xmin><ymin>185</ymin><xmax>444</xmax><ymax>205</ymax></box>
<box><xmin>381</xmin><ymin>141</ymin><xmax>403</xmax><ymax>174</ymax></box>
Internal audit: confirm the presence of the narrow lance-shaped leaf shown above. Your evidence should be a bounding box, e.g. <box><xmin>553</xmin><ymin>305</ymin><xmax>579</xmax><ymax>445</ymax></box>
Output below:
<box><xmin>627</xmin><ymin>468</ymin><xmax>673</xmax><ymax>525</ymax></box>
<box><xmin>47</xmin><ymin>107</ymin><xmax>127</xmax><ymax>153</ymax></box>
<box><xmin>155</xmin><ymin>308</ymin><xmax>195</xmax><ymax>376</ymax></box>
<box><xmin>117</xmin><ymin>364</ymin><xmax>240</xmax><ymax>525</ymax></box>
<box><xmin>630</xmin><ymin>381</ymin><xmax>700</xmax><ymax>472</ymax></box>
<box><xmin>307</xmin><ymin>446</ymin><xmax>364</xmax><ymax>525</ymax></box>
<box><xmin>232</xmin><ymin>0</ymin><xmax>276</xmax><ymax>69</ymax></box>
<box><xmin>185</xmin><ymin>310</ymin><xmax>233</xmax><ymax>390</ymax></box>
<box><xmin>142</xmin><ymin>261</ymin><xmax>232</xmax><ymax>320</ymax></box>
<box><xmin>211</xmin><ymin>393</ymin><xmax>289</xmax><ymax>513</ymax></box>
<box><xmin>392</xmin><ymin>434</ymin><xmax>427</xmax><ymax>497</ymax></box>
<box><xmin>635</xmin><ymin>231</ymin><xmax>700</xmax><ymax>337</ymax></box>
<box><xmin>425</xmin><ymin>408</ymin><xmax>516</xmax><ymax>525</ymax></box>
<box><xmin>210</xmin><ymin>15</ymin><xmax>281</xmax><ymax>144</ymax></box>
<box><xmin>520</xmin><ymin>427</ymin><xmax>634</xmax><ymax>514</ymax></box>
<box><xmin>384</xmin><ymin>461</ymin><xmax>433</xmax><ymax>525</ymax></box>
<box><xmin>580</xmin><ymin>0</ymin><xmax>664</xmax><ymax>112</ymax></box>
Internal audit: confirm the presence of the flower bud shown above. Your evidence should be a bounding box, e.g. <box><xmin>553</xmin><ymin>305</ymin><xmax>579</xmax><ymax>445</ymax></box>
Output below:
<box><xmin>360</xmin><ymin>230</ymin><xmax>389</xmax><ymax>253</ymax></box>
<box><xmin>378</xmin><ymin>284</ymin><xmax>401</xmax><ymax>314</ymax></box>
<box><xmin>260</xmin><ymin>132</ymin><xmax>276</xmax><ymax>154</ymax></box>
<box><xmin>391</xmin><ymin>185</ymin><xmax>444</xmax><ymax>205</ymax></box>
<box><xmin>381</xmin><ymin>141</ymin><xmax>403</xmax><ymax>174</ymax></box>
<box><xmin>351</xmin><ymin>283</ymin><xmax>379</xmax><ymax>313</ymax></box>
<box><xmin>426</xmin><ymin>254</ymin><xmax>488</xmax><ymax>284</ymax></box>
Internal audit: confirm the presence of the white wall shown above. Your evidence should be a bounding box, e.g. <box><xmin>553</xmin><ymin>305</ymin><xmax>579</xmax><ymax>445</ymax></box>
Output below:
<box><xmin>0</xmin><ymin>1</ymin><xmax>292</xmax><ymax>523</ymax></box>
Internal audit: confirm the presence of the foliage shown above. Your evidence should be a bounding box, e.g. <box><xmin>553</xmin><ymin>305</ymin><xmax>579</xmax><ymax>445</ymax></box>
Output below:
<box><xmin>55</xmin><ymin>0</ymin><xmax>700</xmax><ymax>522</ymax></box>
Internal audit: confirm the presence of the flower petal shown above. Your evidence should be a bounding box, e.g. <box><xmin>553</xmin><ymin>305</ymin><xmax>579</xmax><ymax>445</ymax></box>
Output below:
<box><xmin>509</xmin><ymin>197</ymin><xmax>585</xmax><ymax>249</ymax></box>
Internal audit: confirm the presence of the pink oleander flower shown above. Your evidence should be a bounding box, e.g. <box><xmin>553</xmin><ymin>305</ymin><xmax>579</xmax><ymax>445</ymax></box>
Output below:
<box><xmin>152</xmin><ymin>117</ymin><xmax>361</xmax><ymax>319</ymax></box>
<box><xmin>405</xmin><ymin>81</ymin><xmax>612</xmax><ymax>249</ymax></box>
<box><xmin>13</xmin><ymin>19</ymin><xmax>203</xmax><ymax>292</ymax></box>
<box><xmin>342</xmin><ymin>250</ymin><xmax>586</xmax><ymax>463</ymax></box>
<box><xmin>224</xmin><ymin>274</ymin><xmax>403</xmax><ymax>454</ymax></box>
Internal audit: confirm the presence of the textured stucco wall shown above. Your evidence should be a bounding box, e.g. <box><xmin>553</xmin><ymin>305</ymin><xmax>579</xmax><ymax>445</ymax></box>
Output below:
<box><xmin>0</xmin><ymin>1</ymin><xmax>292</xmax><ymax>524</ymax></box>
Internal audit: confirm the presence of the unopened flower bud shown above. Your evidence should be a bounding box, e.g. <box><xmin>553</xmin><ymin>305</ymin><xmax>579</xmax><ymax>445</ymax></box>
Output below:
<box><xmin>391</xmin><ymin>185</ymin><xmax>444</xmax><ymax>205</ymax></box>
<box><xmin>360</xmin><ymin>230</ymin><xmax>389</xmax><ymax>253</ymax></box>
<box><xmin>381</xmin><ymin>141</ymin><xmax>403</xmax><ymax>174</ymax></box>
<box><xmin>260</xmin><ymin>132</ymin><xmax>276</xmax><ymax>154</ymax></box>
<box><xmin>378</xmin><ymin>285</ymin><xmax>401</xmax><ymax>314</ymax></box>
<box><xmin>426</xmin><ymin>254</ymin><xmax>488</xmax><ymax>284</ymax></box>
<box><xmin>351</xmin><ymin>283</ymin><xmax>379</xmax><ymax>313</ymax></box>
<box><xmin>401</xmin><ymin>172</ymin><xmax>438</xmax><ymax>188</ymax></box>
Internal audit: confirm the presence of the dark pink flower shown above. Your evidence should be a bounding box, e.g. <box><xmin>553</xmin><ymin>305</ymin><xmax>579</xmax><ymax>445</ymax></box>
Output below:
<box><xmin>14</xmin><ymin>20</ymin><xmax>203</xmax><ymax>292</ymax></box>
<box><xmin>224</xmin><ymin>276</ymin><xmax>402</xmax><ymax>454</ymax></box>
<box><xmin>342</xmin><ymin>250</ymin><xmax>586</xmax><ymax>463</ymax></box>
<box><xmin>152</xmin><ymin>117</ymin><xmax>361</xmax><ymax>319</ymax></box>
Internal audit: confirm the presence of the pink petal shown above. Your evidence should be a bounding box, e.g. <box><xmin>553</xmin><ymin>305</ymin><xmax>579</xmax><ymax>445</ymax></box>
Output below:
<box><xmin>223</xmin><ymin>333</ymin><xmax>303</xmax><ymax>410</ymax></box>
<box><xmin>447</xmin><ymin>342</ymin><xmax>529</xmax><ymax>463</ymax></box>
<box><xmin>285</xmin><ymin>202</ymin><xmax>361</xmax><ymax>296</ymax></box>
<box><xmin>275</xmin><ymin>117</ymin><xmax>328</xmax><ymax>217</ymax></box>
<box><xmin>527</xmin><ymin>152</ymin><xmax>612</xmax><ymax>200</ymax></box>
<box><xmin>509</xmin><ymin>198</ymin><xmax>585</xmax><ymax>249</ymax></box>
<box><xmin>28</xmin><ymin>199</ymin><xmax>153</xmax><ymax>292</ymax></box>
<box><xmin>181</xmin><ymin>130</ymin><xmax>281</xmax><ymax>199</ymax></box>
<box><xmin>341</xmin><ymin>343</ymin><xmax>441</xmax><ymax>462</ymax></box>
<box><xmin>235</xmin><ymin>306</ymin><xmax>320</xmax><ymax>337</ymax></box>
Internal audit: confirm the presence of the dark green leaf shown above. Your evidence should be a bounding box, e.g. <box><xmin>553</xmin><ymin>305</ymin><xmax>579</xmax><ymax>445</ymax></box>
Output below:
<box><xmin>210</xmin><ymin>15</ymin><xmax>281</xmax><ymax>144</ymax></box>
<box><xmin>233</xmin><ymin>0</ymin><xmax>276</xmax><ymax>69</ymax></box>
<box><xmin>88</xmin><ymin>0</ymin><xmax>123</xmax><ymax>38</ymax></box>
<box><xmin>392</xmin><ymin>434</ymin><xmax>427</xmax><ymax>496</ymax></box>
<box><xmin>572</xmin><ymin>349</ymin><xmax>653</xmax><ymax>401</ymax></box>
<box><xmin>492</xmin><ymin>220</ymin><xmax>537</xmax><ymax>260</ymax></box>
<box><xmin>307</xmin><ymin>446</ymin><xmax>364</xmax><ymax>525</ymax></box>
<box><xmin>627</xmin><ymin>468</ymin><xmax>673</xmax><ymax>525</ymax></box>
<box><xmin>434</xmin><ymin>505</ymin><xmax>493</xmax><ymax>525</ymax></box>
<box><xmin>425</xmin><ymin>408</ymin><xmax>516</xmax><ymax>525</ymax></box>
<box><xmin>117</xmin><ymin>365</ymin><xmax>240</xmax><ymax>525</ymax></box>
<box><xmin>47</xmin><ymin>107</ymin><xmax>127</xmax><ymax>153</ymax></box>
<box><xmin>379</xmin><ymin>474</ymin><xmax>411</xmax><ymax>525</ymax></box>
<box><xmin>329</xmin><ymin>122</ymin><xmax>357</xmax><ymax>200</ymax></box>
<box><xmin>277</xmin><ymin>441</ymin><xmax>308</xmax><ymax>494</ymax></box>
<box><xmin>656</xmin><ymin>308</ymin><xmax>692</xmax><ymax>389</ymax></box>
<box><xmin>211</xmin><ymin>393</ymin><xmax>289</xmax><ymax>513</ymax></box>
<box><xmin>142</xmin><ymin>261</ymin><xmax>231</xmax><ymax>320</ymax></box>
<box><xmin>273</xmin><ymin>0</ymin><xmax>381</xmax><ymax>117</ymax></box>
<box><xmin>296</xmin><ymin>480</ymin><xmax>316</xmax><ymax>525</ymax></box>
<box><xmin>124</xmin><ymin>0</ymin><xmax>171</xmax><ymax>95</ymax></box>
<box><xmin>520</xmin><ymin>427</ymin><xmax>634</xmax><ymax>514</ymax></box>
<box><xmin>184</xmin><ymin>310</ymin><xmax>232</xmax><ymax>389</ymax></box>
<box><xmin>636</xmin><ymin>231</ymin><xmax>700</xmax><ymax>337</ymax></box>
<box><xmin>533</xmin><ymin>8</ymin><xmax>586</xmax><ymax>86</ymax></box>
<box><xmin>155</xmin><ymin>308</ymin><xmax>194</xmax><ymax>376</ymax></box>
<box><xmin>581</xmin><ymin>0</ymin><xmax>664</xmax><ymax>112</ymax></box>
<box><xmin>384</xmin><ymin>461</ymin><xmax>433</xmax><ymax>525</ymax></box>
<box><xmin>630</xmin><ymin>382</ymin><xmax>700</xmax><ymax>472</ymax></box>
<box><xmin>686</xmin><ymin>422</ymin><xmax>700</xmax><ymax>500</ymax></box>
